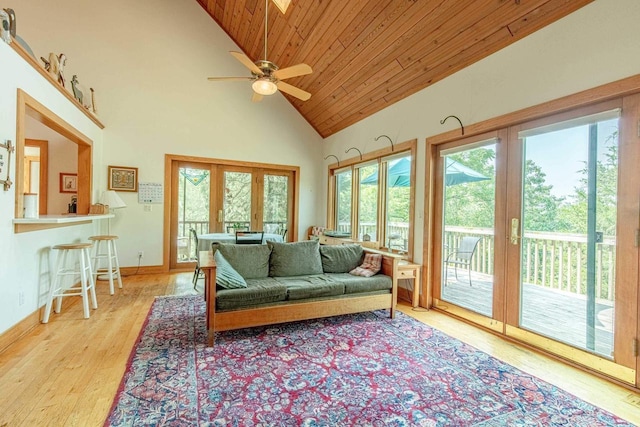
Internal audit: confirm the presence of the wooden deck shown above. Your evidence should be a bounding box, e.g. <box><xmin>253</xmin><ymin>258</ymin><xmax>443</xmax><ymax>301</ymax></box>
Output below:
<box><xmin>441</xmin><ymin>269</ymin><xmax>614</xmax><ymax>357</ymax></box>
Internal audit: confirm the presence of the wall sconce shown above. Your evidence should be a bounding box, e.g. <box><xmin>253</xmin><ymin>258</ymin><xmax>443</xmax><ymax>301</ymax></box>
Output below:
<box><xmin>323</xmin><ymin>154</ymin><xmax>340</xmax><ymax>167</ymax></box>
<box><xmin>345</xmin><ymin>147</ymin><xmax>362</xmax><ymax>161</ymax></box>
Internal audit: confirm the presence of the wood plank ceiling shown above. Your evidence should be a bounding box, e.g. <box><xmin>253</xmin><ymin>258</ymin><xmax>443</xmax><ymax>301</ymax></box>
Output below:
<box><xmin>197</xmin><ymin>0</ymin><xmax>594</xmax><ymax>138</ymax></box>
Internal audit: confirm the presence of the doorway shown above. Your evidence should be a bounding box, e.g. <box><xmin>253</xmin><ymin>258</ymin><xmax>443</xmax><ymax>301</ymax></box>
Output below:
<box><xmin>166</xmin><ymin>155</ymin><xmax>298</xmax><ymax>270</ymax></box>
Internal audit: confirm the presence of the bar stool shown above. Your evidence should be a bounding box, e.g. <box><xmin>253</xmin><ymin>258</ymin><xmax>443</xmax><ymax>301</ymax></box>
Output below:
<box><xmin>89</xmin><ymin>235</ymin><xmax>123</xmax><ymax>295</ymax></box>
<box><xmin>42</xmin><ymin>242</ymin><xmax>97</xmax><ymax>323</ymax></box>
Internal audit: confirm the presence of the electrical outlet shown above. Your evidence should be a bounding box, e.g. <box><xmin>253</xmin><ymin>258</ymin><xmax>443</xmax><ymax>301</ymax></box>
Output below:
<box><xmin>138</xmin><ymin>251</ymin><xmax>144</xmax><ymax>259</ymax></box>
<box><xmin>18</xmin><ymin>291</ymin><xmax>25</xmax><ymax>306</ymax></box>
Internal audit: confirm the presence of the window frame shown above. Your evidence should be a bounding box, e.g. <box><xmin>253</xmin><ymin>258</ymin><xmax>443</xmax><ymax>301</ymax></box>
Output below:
<box><xmin>326</xmin><ymin>139</ymin><xmax>416</xmax><ymax>259</ymax></box>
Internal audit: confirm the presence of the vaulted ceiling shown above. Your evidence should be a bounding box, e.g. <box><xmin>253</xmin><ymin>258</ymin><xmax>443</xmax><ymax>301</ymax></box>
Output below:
<box><xmin>197</xmin><ymin>0</ymin><xmax>593</xmax><ymax>138</ymax></box>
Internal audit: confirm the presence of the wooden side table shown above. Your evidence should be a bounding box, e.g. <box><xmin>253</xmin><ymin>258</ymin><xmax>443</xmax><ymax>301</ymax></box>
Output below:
<box><xmin>398</xmin><ymin>262</ymin><xmax>422</xmax><ymax>308</ymax></box>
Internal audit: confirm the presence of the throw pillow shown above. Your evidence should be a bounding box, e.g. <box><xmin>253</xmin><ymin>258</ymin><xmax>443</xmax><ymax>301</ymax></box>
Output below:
<box><xmin>319</xmin><ymin>244</ymin><xmax>364</xmax><ymax>273</ymax></box>
<box><xmin>214</xmin><ymin>250</ymin><xmax>247</xmax><ymax>289</ymax></box>
<box><xmin>349</xmin><ymin>253</ymin><xmax>383</xmax><ymax>277</ymax></box>
<box><xmin>212</xmin><ymin>242</ymin><xmax>271</xmax><ymax>279</ymax></box>
<box><xmin>268</xmin><ymin>240</ymin><xmax>323</xmax><ymax>277</ymax></box>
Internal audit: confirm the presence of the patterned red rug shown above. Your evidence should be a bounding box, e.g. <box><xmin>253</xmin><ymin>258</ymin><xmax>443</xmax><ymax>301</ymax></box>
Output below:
<box><xmin>105</xmin><ymin>296</ymin><xmax>633</xmax><ymax>426</ymax></box>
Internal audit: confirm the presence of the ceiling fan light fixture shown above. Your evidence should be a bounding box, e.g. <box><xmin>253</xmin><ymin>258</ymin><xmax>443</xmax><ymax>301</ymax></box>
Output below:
<box><xmin>252</xmin><ymin>78</ymin><xmax>278</xmax><ymax>96</ymax></box>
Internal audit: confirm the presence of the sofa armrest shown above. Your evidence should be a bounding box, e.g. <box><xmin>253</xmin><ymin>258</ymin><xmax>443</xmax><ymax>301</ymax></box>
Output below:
<box><xmin>364</xmin><ymin>248</ymin><xmax>400</xmax><ymax>316</ymax></box>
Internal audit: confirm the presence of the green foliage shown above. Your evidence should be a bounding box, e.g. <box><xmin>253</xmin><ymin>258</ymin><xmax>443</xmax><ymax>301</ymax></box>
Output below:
<box><xmin>444</xmin><ymin>148</ymin><xmax>496</xmax><ymax>228</ymax></box>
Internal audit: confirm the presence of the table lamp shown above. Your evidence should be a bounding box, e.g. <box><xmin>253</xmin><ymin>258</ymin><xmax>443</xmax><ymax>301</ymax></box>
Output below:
<box><xmin>100</xmin><ymin>190</ymin><xmax>126</xmax><ymax>234</ymax></box>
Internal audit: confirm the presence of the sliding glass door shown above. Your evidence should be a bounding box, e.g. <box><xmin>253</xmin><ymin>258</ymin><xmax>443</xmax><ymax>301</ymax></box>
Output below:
<box><xmin>169</xmin><ymin>159</ymin><xmax>296</xmax><ymax>269</ymax></box>
<box><xmin>516</xmin><ymin>111</ymin><xmax>619</xmax><ymax>357</ymax></box>
<box><xmin>439</xmin><ymin>142</ymin><xmax>497</xmax><ymax>318</ymax></box>
<box><xmin>431</xmin><ymin>98</ymin><xmax>638</xmax><ymax>384</ymax></box>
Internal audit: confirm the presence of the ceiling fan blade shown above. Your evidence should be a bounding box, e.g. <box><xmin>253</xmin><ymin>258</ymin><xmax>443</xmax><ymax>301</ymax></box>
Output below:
<box><xmin>273</xmin><ymin>63</ymin><xmax>313</xmax><ymax>80</ymax></box>
<box><xmin>207</xmin><ymin>76</ymin><xmax>254</xmax><ymax>81</ymax></box>
<box><xmin>276</xmin><ymin>81</ymin><xmax>311</xmax><ymax>101</ymax></box>
<box><xmin>230</xmin><ymin>51</ymin><xmax>263</xmax><ymax>76</ymax></box>
<box><xmin>252</xmin><ymin>92</ymin><xmax>264</xmax><ymax>103</ymax></box>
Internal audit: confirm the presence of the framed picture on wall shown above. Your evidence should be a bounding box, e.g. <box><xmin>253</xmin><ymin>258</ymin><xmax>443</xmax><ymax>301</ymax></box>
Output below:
<box><xmin>108</xmin><ymin>165</ymin><xmax>138</xmax><ymax>192</ymax></box>
<box><xmin>59</xmin><ymin>172</ymin><xmax>77</xmax><ymax>193</ymax></box>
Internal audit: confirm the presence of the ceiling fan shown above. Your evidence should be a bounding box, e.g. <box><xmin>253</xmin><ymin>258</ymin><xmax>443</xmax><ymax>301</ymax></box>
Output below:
<box><xmin>207</xmin><ymin>0</ymin><xmax>312</xmax><ymax>102</ymax></box>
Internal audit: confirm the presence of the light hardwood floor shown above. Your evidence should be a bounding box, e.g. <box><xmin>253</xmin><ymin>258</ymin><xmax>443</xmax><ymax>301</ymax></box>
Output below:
<box><xmin>0</xmin><ymin>273</ymin><xmax>637</xmax><ymax>426</ymax></box>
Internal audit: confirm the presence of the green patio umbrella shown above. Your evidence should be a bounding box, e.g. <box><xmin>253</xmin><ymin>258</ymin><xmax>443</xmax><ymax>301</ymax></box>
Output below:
<box><xmin>444</xmin><ymin>157</ymin><xmax>489</xmax><ymax>186</ymax></box>
<box><xmin>360</xmin><ymin>157</ymin><xmax>489</xmax><ymax>187</ymax></box>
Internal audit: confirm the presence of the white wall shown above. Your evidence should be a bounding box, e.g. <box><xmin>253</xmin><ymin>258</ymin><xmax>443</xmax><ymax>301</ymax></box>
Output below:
<box><xmin>0</xmin><ymin>41</ymin><xmax>105</xmax><ymax>335</ymax></box>
<box><xmin>12</xmin><ymin>0</ymin><xmax>324</xmax><ymax>268</ymax></box>
<box><xmin>322</xmin><ymin>0</ymin><xmax>640</xmax><ymax>264</ymax></box>
<box><xmin>0</xmin><ymin>0</ymin><xmax>323</xmax><ymax>336</ymax></box>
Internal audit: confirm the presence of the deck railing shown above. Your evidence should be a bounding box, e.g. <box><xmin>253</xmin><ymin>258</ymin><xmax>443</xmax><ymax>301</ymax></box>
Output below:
<box><xmin>444</xmin><ymin>226</ymin><xmax>616</xmax><ymax>302</ymax></box>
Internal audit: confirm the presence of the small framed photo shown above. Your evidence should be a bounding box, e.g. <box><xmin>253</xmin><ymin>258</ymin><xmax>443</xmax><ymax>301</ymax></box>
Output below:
<box><xmin>59</xmin><ymin>172</ymin><xmax>77</xmax><ymax>193</ymax></box>
<box><xmin>108</xmin><ymin>165</ymin><xmax>138</xmax><ymax>192</ymax></box>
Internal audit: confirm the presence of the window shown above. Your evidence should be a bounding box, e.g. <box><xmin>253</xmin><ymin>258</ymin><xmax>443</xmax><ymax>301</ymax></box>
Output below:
<box><xmin>327</xmin><ymin>139</ymin><xmax>416</xmax><ymax>258</ymax></box>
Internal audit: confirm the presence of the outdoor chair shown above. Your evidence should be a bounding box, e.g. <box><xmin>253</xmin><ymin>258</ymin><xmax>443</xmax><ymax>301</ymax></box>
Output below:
<box><xmin>190</xmin><ymin>228</ymin><xmax>204</xmax><ymax>288</ymax></box>
<box><xmin>444</xmin><ymin>236</ymin><xmax>481</xmax><ymax>287</ymax></box>
<box><xmin>235</xmin><ymin>231</ymin><xmax>264</xmax><ymax>245</ymax></box>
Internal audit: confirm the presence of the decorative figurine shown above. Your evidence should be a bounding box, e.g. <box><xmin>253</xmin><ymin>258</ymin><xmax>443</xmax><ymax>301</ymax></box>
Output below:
<box><xmin>40</xmin><ymin>53</ymin><xmax>67</xmax><ymax>87</ymax></box>
<box><xmin>71</xmin><ymin>75</ymin><xmax>83</xmax><ymax>105</ymax></box>
<box><xmin>0</xmin><ymin>9</ymin><xmax>10</xmax><ymax>44</ymax></box>
<box><xmin>3</xmin><ymin>8</ymin><xmax>15</xmax><ymax>37</ymax></box>
<box><xmin>90</xmin><ymin>88</ymin><xmax>97</xmax><ymax>113</ymax></box>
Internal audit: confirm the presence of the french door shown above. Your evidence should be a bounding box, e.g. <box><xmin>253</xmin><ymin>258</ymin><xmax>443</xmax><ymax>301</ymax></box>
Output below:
<box><xmin>432</xmin><ymin>98</ymin><xmax>639</xmax><ymax>385</ymax></box>
<box><xmin>168</xmin><ymin>158</ymin><xmax>295</xmax><ymax>269</ymax></box>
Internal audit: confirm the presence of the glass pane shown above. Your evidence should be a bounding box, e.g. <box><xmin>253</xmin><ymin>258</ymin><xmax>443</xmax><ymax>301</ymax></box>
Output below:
<box><xmin>358</xmin><ymin>164</ymin><xmax>378</xmax><ymax>241</ymax></box>
<box><xmin>520</xmin><ymin>117</ymin><xmax>618</xmax><ymax>358</ymax></box>
<box><xmin>177</xmin><ymin>167</ymin><xmax>210</xmax><ymax>263</ymax></box>
<box><xmin>441</xmin><ymin>145</ymin><xmax>496</xmax><ymax>317</ymax></box>
<box><xmin>336</xmin><ymin>170</ymin><xmax>352</xmax><ymax>235</ymax></box>
<box><xmin>223</xmin><ymin>171</ymin><xmax>252</xmax><ymax>232</ymax></box>
<box><xmin>263</xmin><ymin>174</ymin><xmax>288</xmax><ymax>237</ymax></box>
<box><xmin>385</xmin><ymin>156</ymin><xmax>411</xmax><ymax>253</ymax></box>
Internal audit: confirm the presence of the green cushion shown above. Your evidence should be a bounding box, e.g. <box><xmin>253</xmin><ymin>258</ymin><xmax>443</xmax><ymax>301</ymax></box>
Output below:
<box><xmin>319</xmin><ymin>244</ymin><xmax>364</xmax><ymax>273</ymax></box>
<box><xmin>267</xmin><ymin>240</ymin><xmax>323</xmax><ymax>277</ymax></box>
<box><xmin>328</xmin><ymin>273</ymin><xmax>393</xmax><ymax>294</ymax></box>
<box><xmin>214</xmin><ymin>251</ymin><xmax>247</xmax><ymax>289</ymax></box>
<box><xmin>212</xmin><ymin>243</ymin><xmax>271</xmax><ymax>279</ymax></box>
<box><xmin>274</xmin><ymin>275</ymin><xmax>345</xmax><ymax>300</ymax></box>
<box><xmin>216</xmin><ymin>277</ymin><xmax>287</xmax><ymax>311</ymax></box>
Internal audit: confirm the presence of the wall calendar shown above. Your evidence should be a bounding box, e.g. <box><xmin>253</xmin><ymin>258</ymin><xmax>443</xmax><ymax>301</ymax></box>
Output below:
<box><xmin>138</xmin><ymin>182</ymin><xmax>163</xmax><ymax>204</ymax></box>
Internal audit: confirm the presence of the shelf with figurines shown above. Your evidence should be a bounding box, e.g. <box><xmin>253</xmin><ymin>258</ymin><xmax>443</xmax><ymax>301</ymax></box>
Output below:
<box><xmin>1</xmin><ymin>8</ymin><xmax>104</xmax><ymax>129</ymax></box>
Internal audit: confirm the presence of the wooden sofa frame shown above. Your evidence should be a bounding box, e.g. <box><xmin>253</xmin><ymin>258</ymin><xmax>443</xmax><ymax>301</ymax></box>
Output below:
<box><xmin>199</xmin><ymin>249</ymin><xmax>400</xmax><ymax>346</ymax></box>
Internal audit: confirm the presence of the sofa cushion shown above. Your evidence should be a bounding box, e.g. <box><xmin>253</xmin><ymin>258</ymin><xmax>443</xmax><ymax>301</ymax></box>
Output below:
<box><xmin>212</xmin><ymin>243</ymin><xmax>271</xmax><ymax>279</ymax></box>
<box><xmin>268</xmin><ymin>240</ymin><xmax>323</xmax><ymax>277</ymax></box>
<box><xmin>216</xmin><ymin>277</ymin><xmax>287</xmax><ymax>311</ymax></box>
<box><xmin>329</xmin><ymin>273</ymin><xmax>393</xmax><ymax>294</ymax></box>
<box><xmin>319</xmin><ymin>244</ymin><xmax>364</xmax><ymax>273</ymax></box>
<box><xmin>274</xmin><ymin>275</ymin><xmax>345</xmax><ymax>300</ymax></box>
<box><xmin>214</xmin><ymin>251</ymin><xmax>247</xmax><ymax>289</ymax></box>
<box><xmin>349</xmin><ymin>253</ymin><xmax>382</xmax><ymax>277</ymax></box>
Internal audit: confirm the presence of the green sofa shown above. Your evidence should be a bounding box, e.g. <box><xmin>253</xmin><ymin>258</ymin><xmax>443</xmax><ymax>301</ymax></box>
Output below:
<box><xmin>201</xmin><ymin>240</ymin><xmax>400</xmax><ymax>345</ymax></box>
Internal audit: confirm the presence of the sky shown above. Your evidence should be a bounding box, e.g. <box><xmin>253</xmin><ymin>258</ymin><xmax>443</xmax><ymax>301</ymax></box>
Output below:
<box><xmin>525</xmin><ymin>118</ymin><xmax>618</xmax><ymax>199</ymax></box>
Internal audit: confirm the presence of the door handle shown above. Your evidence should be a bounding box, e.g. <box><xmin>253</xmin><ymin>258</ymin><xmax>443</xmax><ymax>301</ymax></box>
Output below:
<box><xmin>510</xmin><ymin>218</ymin><xmax>521</xmax><ymax>245</ymax></box>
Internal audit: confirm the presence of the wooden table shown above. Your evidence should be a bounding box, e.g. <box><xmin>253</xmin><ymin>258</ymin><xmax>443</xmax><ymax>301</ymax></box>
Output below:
<box><xmin>398</xmin><ymin>261</ymin><xmax>422</xmax><ymax>308</ymax></box>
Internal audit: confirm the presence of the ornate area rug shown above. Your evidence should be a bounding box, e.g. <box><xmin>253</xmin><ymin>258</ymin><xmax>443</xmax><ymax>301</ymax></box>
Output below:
<box><xmin>105</xmin><ymin>296</ymin><xmax>633</xmax><ymax>426</ymax></box>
